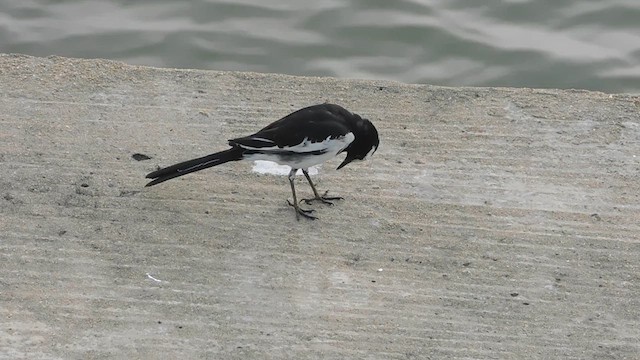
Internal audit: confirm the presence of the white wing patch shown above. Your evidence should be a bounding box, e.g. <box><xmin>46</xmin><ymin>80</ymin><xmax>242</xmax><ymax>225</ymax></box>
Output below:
<box><xmin>235</xmin><ymin>137</ymin><xmax>276</xmax><ymax>149</ymax></box>
<box><xmin>244</xmin><ymin>132</ymin><xmax>355</xmax><ymax>168</ymax></box>
<box><xmin>249</xmin><ymin>137</ymin><xmax>274</xmax><ymax>143</ymax></box>
<box><xmin>286</xmin><ymin>132</ymin><xmax>354</xmax><ymax>154</ymax></box>
<box><xmin>240</xmin><ymin>132</ymin><xmax>354</xmax><ymax>153</ymax></box>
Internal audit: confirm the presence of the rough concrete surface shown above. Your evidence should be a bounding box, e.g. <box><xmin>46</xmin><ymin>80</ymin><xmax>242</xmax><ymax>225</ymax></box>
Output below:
<box><xmin>1</xmin><ymin>54</ymin><xmax>639</xmax><ymax>359</ymax></box>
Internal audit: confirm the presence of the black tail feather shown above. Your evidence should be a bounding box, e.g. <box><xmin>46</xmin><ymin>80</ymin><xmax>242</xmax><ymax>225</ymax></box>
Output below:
<box><xmin>145</xmin><ymin>147</ymin><xmax>244</xmax><ymax>187</ymax></box>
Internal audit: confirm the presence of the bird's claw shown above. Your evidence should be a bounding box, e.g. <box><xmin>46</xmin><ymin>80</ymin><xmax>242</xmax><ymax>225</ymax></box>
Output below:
<box><xmin>287</xmin><ymin>200</ymin><xmax>317</xmax><ymax>220</ymax></box>
<box><xmin>300</xmin><ymin>190</ymin><xmax>343</xmax><ymax>205</ymax></box>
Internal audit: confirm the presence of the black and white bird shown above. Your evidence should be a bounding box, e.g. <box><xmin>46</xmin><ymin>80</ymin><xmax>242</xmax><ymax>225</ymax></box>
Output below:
<box><xmin>145</xmin><ymin>103</ymin><xmax>379</xmax><ymax>220</ymax></box>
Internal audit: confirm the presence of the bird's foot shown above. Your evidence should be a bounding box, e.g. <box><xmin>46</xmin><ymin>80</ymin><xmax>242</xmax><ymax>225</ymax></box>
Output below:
<box><xmin>287</xmin><ymin>200</ymin><xmax>317</xmax><ymax>220</ymax></box>
<box><xmin>301</xmin><ymin>190</ymin><xmax>343</xmax><ymax>206</ymax></box>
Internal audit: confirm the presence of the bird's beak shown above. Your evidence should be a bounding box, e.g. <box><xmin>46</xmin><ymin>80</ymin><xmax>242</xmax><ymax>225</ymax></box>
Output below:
<box><xmin>336</xmin><ymin>153</ymin><xmax>356</xmax><ymax>170</ymax></box>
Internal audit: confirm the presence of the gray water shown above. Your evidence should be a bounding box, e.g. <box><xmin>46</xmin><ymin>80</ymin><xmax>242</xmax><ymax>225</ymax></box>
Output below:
<box><xmin>1</xmin><ymin>0</ymin><xmax>639</xmax><ymax>93</ymax></box>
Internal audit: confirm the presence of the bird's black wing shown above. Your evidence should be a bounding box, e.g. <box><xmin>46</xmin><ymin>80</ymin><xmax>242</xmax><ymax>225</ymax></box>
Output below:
<box><xmin>229</xmin><ymin>104</ymin><xmax>354</xmax><ymax>150</ymax></box>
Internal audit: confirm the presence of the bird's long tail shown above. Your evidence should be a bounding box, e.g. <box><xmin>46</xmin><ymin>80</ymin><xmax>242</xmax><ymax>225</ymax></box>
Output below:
<box><xmin>145</xmin><ymin>147</ymin><xmax>244</xmax><ymax>187</ymax></box>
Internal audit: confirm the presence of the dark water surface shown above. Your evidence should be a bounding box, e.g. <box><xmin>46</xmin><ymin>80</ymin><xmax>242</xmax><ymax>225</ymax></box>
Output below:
<box><xmin>2</xmin><ymin>0</ymin><xmax>639</xmax><ymax>93</ymax></box>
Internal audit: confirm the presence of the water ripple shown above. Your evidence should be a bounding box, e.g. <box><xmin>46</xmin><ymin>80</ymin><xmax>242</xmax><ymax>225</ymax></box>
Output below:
<box><xmin>0</xmin><ymin>0</ymin><xmax>638</xmax><ymax>93</ymax></box>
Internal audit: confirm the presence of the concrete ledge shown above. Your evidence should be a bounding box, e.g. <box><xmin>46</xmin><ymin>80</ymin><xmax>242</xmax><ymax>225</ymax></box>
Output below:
<box><xmin>1</xmin><ymin>54</ymin><xmax>639</xmax><ymax>358</ymax></box>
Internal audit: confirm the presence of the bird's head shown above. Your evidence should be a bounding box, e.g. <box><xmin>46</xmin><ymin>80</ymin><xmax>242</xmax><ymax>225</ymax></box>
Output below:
<box><xmin>337</xmin><ymin>117</ymin><xmax>379</xmax><ymax>170</ymax></box>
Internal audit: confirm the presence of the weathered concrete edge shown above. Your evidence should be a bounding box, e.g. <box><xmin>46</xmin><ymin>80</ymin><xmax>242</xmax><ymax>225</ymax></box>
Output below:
<box><xmin>2</xmin><ymin>53</ymin><xmax>637</xmax><ymax>98</ymax></box>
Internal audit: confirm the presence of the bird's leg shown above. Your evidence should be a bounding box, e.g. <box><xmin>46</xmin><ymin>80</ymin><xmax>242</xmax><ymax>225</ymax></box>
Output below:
<box><xmin>286</xmin><ymin>168</ymin><xmax>316</xmax><ymax>220</ymax></box>
<box><xmin>300</xmin><ymin>168</ymin><xmax>343</xmax><ymax>205</ymax></box>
